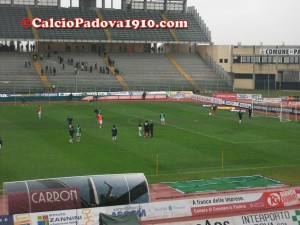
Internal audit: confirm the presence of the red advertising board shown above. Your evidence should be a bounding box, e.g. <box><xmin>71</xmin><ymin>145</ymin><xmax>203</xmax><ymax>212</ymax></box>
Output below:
<box><xmin>191</xmin><ymin>188</ymin><xmax>300</xmax><ymax>217</ymax></box>
<box><xmin>263</xmin><ymin>189</ymin><xmax>300</xmax><ymax>208</ymax></box>
<box><xmin>212</xmin><ymin>93</ymin><xmax>237</xmax><ymax>100</ymax></box>
<box><xmin>131</xmin><ymin>95</ymin><xmax>143</xmax><ymax>100</ymax></box>
<box><xmin>8</xmin><ymin>188</ymin><xmax>81</xmax><ymax>214</ymax></box>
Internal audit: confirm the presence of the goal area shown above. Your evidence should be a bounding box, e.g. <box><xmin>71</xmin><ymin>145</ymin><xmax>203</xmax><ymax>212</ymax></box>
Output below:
<box><xmin>252</xmin><ymin>99</ymin><xmax>295</xmax><ymax>122</ymax></box>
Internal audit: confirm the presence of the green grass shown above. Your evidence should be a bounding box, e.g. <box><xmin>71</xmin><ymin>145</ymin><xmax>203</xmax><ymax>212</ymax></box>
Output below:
<box><xmin>0</xmin><ymin>101</ymin><xmax>300</xmax><ymax>190</ymax></box>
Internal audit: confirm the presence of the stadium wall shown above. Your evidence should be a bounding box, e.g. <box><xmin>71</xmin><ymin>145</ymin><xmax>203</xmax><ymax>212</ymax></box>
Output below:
<box><xmin>233</xmin><ymin>79</ymin><xmax>254</xmax><ymax>89</ymax></box>
<box><xmin>198</xmin><ymin>45</ymin><xmax>232</xmax><ymax>72</ymax></box>
<box><xmin>0</xmin><ymin>91</ymin><xmax>168</xmax><ymax>103</ymax></box>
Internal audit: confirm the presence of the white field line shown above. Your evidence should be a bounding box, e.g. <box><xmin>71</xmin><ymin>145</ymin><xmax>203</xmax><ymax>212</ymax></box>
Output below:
<box><xmin>128</xmin><ymin>117</ymin><xmax>280</xmax><ymax>144</ymax></box>
<box><xmin>147</xmin><ymin>163</ymin><xmax>300</xmax><ymax>177</ymax></box>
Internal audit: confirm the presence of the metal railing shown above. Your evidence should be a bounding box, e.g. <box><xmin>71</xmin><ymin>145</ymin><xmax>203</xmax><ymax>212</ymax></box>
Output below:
<box><xmin>205</xmin><ymin>54</ymin><xmax>234</xmax><ymax>88</ymax></box>
<box><xmin>0</xmin><ymin>79</ymin><xmax>232</xmax><ymax>95</ymax></box>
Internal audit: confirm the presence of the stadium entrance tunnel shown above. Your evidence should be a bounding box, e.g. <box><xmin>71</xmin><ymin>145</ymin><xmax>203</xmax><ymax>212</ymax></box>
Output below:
<box><xmin>3</xmin><ymin>173</ymin><xmax>149</xmax><ymax>215</ymax></box>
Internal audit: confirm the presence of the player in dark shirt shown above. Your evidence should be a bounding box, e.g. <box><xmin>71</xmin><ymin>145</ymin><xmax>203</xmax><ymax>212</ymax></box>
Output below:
<box><xmin>149</xmin><ymin>121</ymin><xmax>154</xmax><ymax>138</ymax></box>
<box><xmin>0</xmin><ymin>136</ymin><xmax>2</xmax><ymax>149</ymax></box>
<box><xmin>67</xmin><ymin>115</ymin><xmax>73</xmax><ymax>128</ymax></box>
<box><xmin>144</xmin><ymin>121</ymin><xmax>150</xmax><ymax>137</ymax></box>
<box><xmin>211</xmin><ymin>105</ymin><xmax>218</xmax><ymax>116</ymax></box>
<box><xmin>69</xmin><ymin>125</ymin><xmax>75</xmax><ymax>143</ymax></box>
<box><xmin>248</xmin><ymin>106</ymin><xmax>252</xmax><ymax>119</ymax></box>
<box><xmin>238</xmin><ymin>109</ymin><xmax>243</xmax><ymax>124</ymax></box>
<box><xmin>112</xmin><ymin>125</ymin><xmax>117</xmax><ymax>142</ymax></box>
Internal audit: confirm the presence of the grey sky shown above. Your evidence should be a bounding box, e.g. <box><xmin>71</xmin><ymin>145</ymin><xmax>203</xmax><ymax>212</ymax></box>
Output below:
<box><xmin>62</xmin><ymin>0</ymin><xmax>300</xmax><ymax>46</ymax></box>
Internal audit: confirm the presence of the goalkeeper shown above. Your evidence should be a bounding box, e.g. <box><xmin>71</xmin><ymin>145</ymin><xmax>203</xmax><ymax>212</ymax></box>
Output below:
<box><xmin>248</xmin><ymin>106</ymin><xmax>252</xmax><ymax>119</ymax></box>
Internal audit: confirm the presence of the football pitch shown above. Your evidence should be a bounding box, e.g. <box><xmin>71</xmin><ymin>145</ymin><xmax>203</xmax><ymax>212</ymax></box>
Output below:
<box><xmin>0</xmin><ymin>101</ymin><xmax>300</xmax><ymax>189</ymax></box>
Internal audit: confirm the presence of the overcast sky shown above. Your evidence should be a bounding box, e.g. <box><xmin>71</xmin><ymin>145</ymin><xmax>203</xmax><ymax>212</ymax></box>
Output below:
<box><xmin>62</xmin><ymin>0</ymin><xmax>300</xmax><ymax>46</ymax></box>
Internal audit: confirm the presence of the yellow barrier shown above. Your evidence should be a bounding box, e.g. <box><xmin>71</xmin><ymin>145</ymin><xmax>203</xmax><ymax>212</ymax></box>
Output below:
<box><xmin>166</xmin><ymin>53</ymin><xmax>200</xmax><ymax>91</ymax></box>
<box><xmin>161</xmin><ymin>14</ymin><xmax>179</xmax><ymax>42</ymax></box>
<box><xmin>95</xmin><ymin>10</ymin><xmax>112</xmax><ymax>41</ymax></box>
<box><xmin>103</xmin><ymin>54</ymin><xmax>129</xmax><ymax>91</ymax></box>
<box><xmin>33</xmin><ymin>59</ymin><xmax>52</xmax><ymax>90</ymax></box>
<box><xmin>26</xmin><ymin>7</ymin><xmax>39</xmax><ymax>40</ymax></box>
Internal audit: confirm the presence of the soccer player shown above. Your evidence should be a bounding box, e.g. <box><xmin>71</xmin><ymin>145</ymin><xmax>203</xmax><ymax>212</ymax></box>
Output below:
<box><xmin>37</xmin><ymin>105</ymin><xmax>42</xmax><ymax>119</ymax></box>
<box><xmin>76</xmin><ymin>125</ymin><xmax>81</xmax><ymax>142</ymax></box>
<box><xmin>160</xmin><ymin>112</ymin><xmax>166</xmax><ymax>125</ymax></box>
<box><xmin>248</xmin><ymin>106</ymin><xmax>252</xmax><ymax>119</ymax></box>
<box><xmin>97</xmin><ymin>113</ymin><xmax>103</xmax><ymax>128</ymax></box>
<box><xmin>144</xmin><ymin>120</ymin><xmax>150</xmax><ymax>137</ymax></box>
<box><xmin>238</xmin><ymin>109</ymin><xmax>243</xmax><ymax>124</ymax></box>
<box><xmin>69</xmin><ymin>125</ymin><xmax>75</xmax><ymax>143</ymax></box>
<box><xmin>0</xmin><ymin>136</ymin><xmax>2</xmax><ymax>149</ymax></box>
<box><xmin>138</xmin><ymin>120</ymin><xmax>142</xmax><ymax>137</ymax></box>
<box><xmin>111</xmin><ymin>125</ymin><xmax>117</xmax><ymax>142</ymax></box>
<box><xmin>149</xmin><ymin>120</ymin><xmax>154</xmax><ymax>138</ymax></box>
<box><xmin>94</xmin><ymin>107</ymin><xmax>101</xmax><ymax>120</ymax></box>
<box><xmin>211</xmin><ymin>105</ymin><xmax>217</xmax><ymax>116</ymax></box>
<box><xmin>67</xmin><ymin>115</ymin><xmax>73</xmax><ymax>128</ymax></box>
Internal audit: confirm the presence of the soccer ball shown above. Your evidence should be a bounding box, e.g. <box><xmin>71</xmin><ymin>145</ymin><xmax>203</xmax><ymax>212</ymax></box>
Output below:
<box><xmin>209</xmin><ymin>113</ymin><xmax>212</xmax><ymax>115</ymax></box>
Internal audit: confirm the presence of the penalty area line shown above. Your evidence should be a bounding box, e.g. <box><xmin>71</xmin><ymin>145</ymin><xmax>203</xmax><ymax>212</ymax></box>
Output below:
<box><xmin>167</xmin><ymin>123</ymin><xmax>233</xmax><ymax>143</ymax></box>
<box><xmin>147</xmin><ymin>163</ymin><xmax>300</xmax><ymax>177</ymax></box>
<box><xmin>128</xmin><ymin>116</ymin><xmax>280</xmax><ymax>144</ymax></box>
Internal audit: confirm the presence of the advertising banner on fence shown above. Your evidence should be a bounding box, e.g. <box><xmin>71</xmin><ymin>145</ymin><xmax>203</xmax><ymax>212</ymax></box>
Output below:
<box><xmin>167</xmin><ymin>91</ymin><xmax>193</xmax><ymax>99</ymax></box>
<box><xmin>152</xmin><ymin>209</ymin><xmax>300</xmax><ymax>225</ymax></box>
<box><xmin>237</xmin><ymin>94</ymin><xmax>262</xmax><ymax>100</ymax></box>
<box><xmin>190</xmin><ymin>94</ymin><xmax>223</xmax><ymax>105</ymax></box>
<box><xmin>190</xmin><ymin>188</ymin><xmax>300</xmax><ymax>217</ymax></box>
<box><xmin>14</xmin><ymin>207</ymin><xmax>106</xmax><ymax>225</ymax></box>
<box><xmin>104</xmin><ymin>200</ymin><xmax>191</xmax><ymax>221</ymax></box>
<box><xmin>212</xmin><ymin>93</ymin><xmax>237</xmax><ymax>100</ymax></box>
<box><xmin>11</xmin><ymin>191</ymin><xmax>300</xmax><ymax>225</ymax></box>
<box><xmin>234</xmin><ymin>209</ymin><xmax>300</xmax><ymax>225</ymax></box>
<box><xmin>154</xmin><ymin>217</ymin><xmax>235</xmax><ymax>225</ymax></box>
<box><xmin>282</xmin><ymin>96</ymin><xmax>300</xmax><ymax>101</ymax></box>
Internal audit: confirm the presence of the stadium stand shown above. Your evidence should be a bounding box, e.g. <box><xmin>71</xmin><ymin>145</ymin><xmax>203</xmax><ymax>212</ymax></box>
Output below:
<box><xmin>39</xmin><ymin>53</ymin><xmax>122</xmax><ymax>92</ymax></box>
<box><xmin>30</xmin><ymin>7</ymin><xmax>106</xmax><ymax>41</ymax></box>
<box><xmin>0</xmin><ymin>6</ymin><xmax>33</xmax><ymax>39</ymax></box>
<box><xmin>166</xmin><ymin>12</ymin><xmax>210</xmax><ymax>42</ymax></box>
<box><xmin>109</xmin><ymin>53</ymin><xmax>194</xmax><ymax>91</ymax></box>
<box><xmin>0</xmin><ymin>52</ymin><xmax>44</xmax><ymax>93</ymax></box>
<box><xmin>0</xmin><ymin>1</ymin><xmax>231</xmax><ymax>93</ymax></box>
<box><xmin>171</xmin><ymin>53</ymin><xmax>231</xmax><ymax>91</ymax></box>
<box><xmin>100</xmin><ymin>9</ymin><xmax>175</xmax><ymax>42</ymax></box>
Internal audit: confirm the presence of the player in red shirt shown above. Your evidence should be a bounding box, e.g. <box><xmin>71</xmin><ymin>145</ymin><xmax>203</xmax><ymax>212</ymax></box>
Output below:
<box><xmin>37</xmin><ymin>105</ymin><xmax>42</xmax><ymax>119</ymax></box>
<box><xmin>97</xmin><ymin>113</ymin><xmax>103</xmax><ymax>128</ymax></box>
